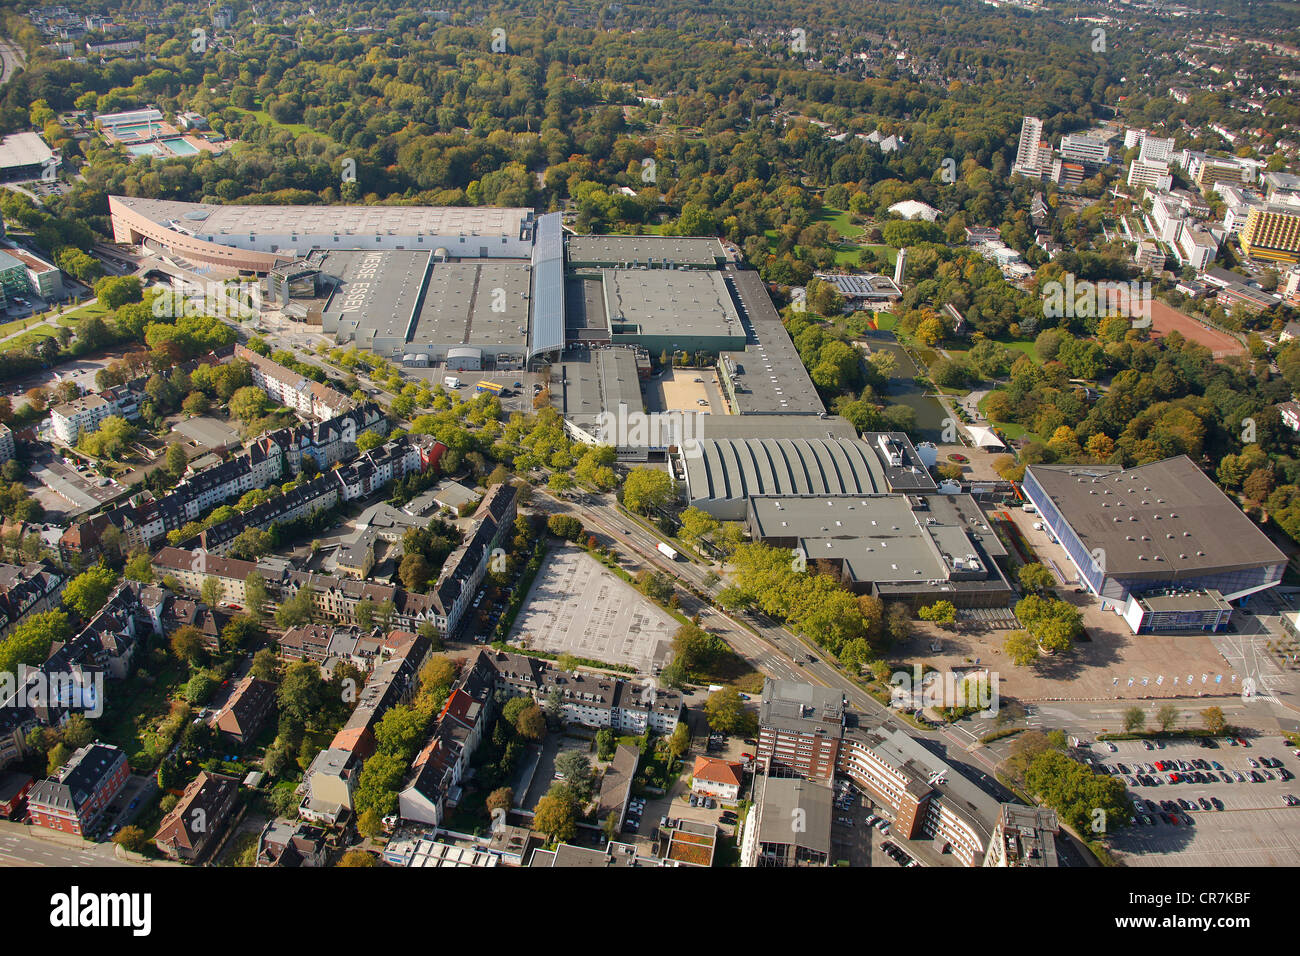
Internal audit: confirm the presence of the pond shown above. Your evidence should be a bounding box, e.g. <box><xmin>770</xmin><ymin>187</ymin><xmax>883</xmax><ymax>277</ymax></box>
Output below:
<box><xmin>859</xmin><ymin>331</ymin><xmax>951</xmax><ymax>443</ymax></box>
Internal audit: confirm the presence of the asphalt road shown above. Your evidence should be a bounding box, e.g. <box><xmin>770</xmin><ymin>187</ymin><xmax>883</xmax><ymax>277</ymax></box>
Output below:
<box><xmin>0</xmin><ymin>826</ymin><xmax>144</xmax><ymax>868</ymax></box>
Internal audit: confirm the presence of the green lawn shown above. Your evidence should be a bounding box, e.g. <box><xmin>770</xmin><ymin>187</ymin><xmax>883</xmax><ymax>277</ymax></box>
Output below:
<box><xmin>810</xmin><ymin>206</ymin><xmax>866</xmax><ymax>240</ymax></box>
<box><xmin>55</xmin><ymin>300</ymin><xmax>111</xmax><ymax>325</ymax></box>
<box><xmin>227</xmin><ymin>106</ymin><xmax>315</xmax><ymax>137</ymax></box>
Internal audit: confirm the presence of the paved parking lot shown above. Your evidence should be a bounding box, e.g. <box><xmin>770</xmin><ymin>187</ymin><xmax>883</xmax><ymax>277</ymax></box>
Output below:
<box><xmin>90</xmin><ymin>775</ymin><xmax>157</xmax><ymax>843</ymax></box>
<box><xmin>1098</xmin><ymin>737</ymin><xmax>1300</xmax><ymax>866</ymax></box>
<box><xmin>507</xmin><ymin>545</ymin><xmax>677</xmax><ymax>674</ymax></box>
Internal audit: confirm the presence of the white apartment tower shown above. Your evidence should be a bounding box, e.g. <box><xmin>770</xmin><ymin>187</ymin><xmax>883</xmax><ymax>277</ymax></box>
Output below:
<box><xmin>1012</xmin><ymin>116</ymin><xmax>1047</xmax><ymax>178</ymax></box>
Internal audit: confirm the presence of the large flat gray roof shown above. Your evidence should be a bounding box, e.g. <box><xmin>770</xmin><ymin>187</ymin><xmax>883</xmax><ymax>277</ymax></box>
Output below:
<box><xmin>755</xmin><ymin>776</ymin><xmax>833</xmax><ymax>855</ymax></box>
<box><xmin>413</xmin><ymin>260</ymin><xmax>531</xmax><ymax>349</ymax></box>
<box><xmin>567</xmin><ymin>235</ymin><xmax>728</xmax><ymax>267</ymax></box>
<box><xmin>721</xmin><ymin>265</ymin><xmax>825</xmax><ymax>415</ymax></box>
<box><xmin>602</xmin><ymin>269</ymin><xmax>741</xmax><ymax>339</ymax></box>
<box><xmin>1027</xmin><ymin>457</ymin><xmax>1287</xmax><ymax>579</ymax></box>
<box><xmin>113</xmin><ymin>195</ymin><xmax>532</xmax><ymax>238</ymax></box>
<box><xmin>0</xmin><ymin>132</ymin><xmax>54</xmax><ymax>170</ymax></box>
<box><xmin>320</xmin><ymin>249</ymin><xmax>429</xmax><ymax>343</ymax></box>
<box><xmin>554</xmin><ymin>346</ymin><xmax>644</xmax><ymax>433</ymax></box>
<box><xmin>750</xmin><ymin>493</ymin><xmax>1006</xmax><ymax>587</ymax></box>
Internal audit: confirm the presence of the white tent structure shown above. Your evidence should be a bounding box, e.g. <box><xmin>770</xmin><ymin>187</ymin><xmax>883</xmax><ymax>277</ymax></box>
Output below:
<box><xmin>963</xmin><ymin>425</ymin><xmax>1006</xmax><ymax>450</ymax></box>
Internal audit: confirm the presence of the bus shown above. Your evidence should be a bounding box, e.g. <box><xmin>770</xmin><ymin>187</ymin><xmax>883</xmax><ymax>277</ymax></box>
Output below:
<box><xmin>475</xmin><ymin>380</ymin><xmax>503</xmax><ymax>395</ymax></box>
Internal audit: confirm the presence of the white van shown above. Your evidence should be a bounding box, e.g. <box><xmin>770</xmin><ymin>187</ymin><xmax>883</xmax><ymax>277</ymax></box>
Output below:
<box><xmin>444</xmin><ymin>375</ymin><xmax>461</xmax><ymax>389</ymax></box>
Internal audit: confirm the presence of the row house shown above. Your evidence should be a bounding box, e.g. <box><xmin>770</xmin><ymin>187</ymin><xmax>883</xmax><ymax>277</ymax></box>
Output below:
<box><xmin>328</xmin><ymin>634</ymin><xmax>430</xmax><ymax>762</ymax></box>
<box><xmin>0</xmin><ymin>582</ymin><xmax>159</xmax><ymax>770</ymax></box>
<box><xmin>278</xmin><ymin>624</ymin><xmax>334</xmax><ymax>663</ymax></box>
<box><xmin>484</xmin><ymin>649</ymin><xmax>683</xmax><ymax>735</ymax></box>
<box><xmin>188</xmin><ymin>473</ymin><xmax>341</xmax><ymax>554</ymax></box>
<box><xmin>0</xmin><ymin>560</ymin><xmax>67</xmax><ymax>640</ymax></box>
<box><xmin>164</xmin><ymin>597</ymin><xmax>230</xmax><ymax>653</ymax></box>
<box><xmin>299</xmin><ymin>747</ymin><xmax>360</xmax><ymax>824</ymax></box>
<box><xmin>184</xmin><ymin>432</ymin><xmax>427</xmax><ymax>556</ymax></box>
<box><xmin>153</xmin><ymin>771</ymin><xmax>240</xmax><ymax>862</ymax></box>
<box><xmin>236</xmin><ymin>344</ymin><xmax>355</xmax><ymax>421</ymax></box>
<box><xmin>150</xmin><ymin>549</ymin><xmax>259</xmax><ymax>605</ymax></box>
<box><xmin>428</xmin><ymin>482</ymin><xmax>518</xmax><ymax>637</ymax></box>
<box><xmin>398</xmin><ymin>652</ymin><xmax>497</xmax><ymax>826</ymax></box>
<box><xmin>62</xmin><ymin>402</ymin><xmax>385</xmax><ymax>559</ymax></box>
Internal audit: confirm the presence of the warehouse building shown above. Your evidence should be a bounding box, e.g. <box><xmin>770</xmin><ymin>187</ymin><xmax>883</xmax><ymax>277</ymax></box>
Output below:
<box><xmin>746</xmin><ymin>491</ymin><xmax>1012</xmax><ymax>608</ymax></box>
<box><xmin>678</xmin><ymin>432</ymin><xmax>936</xmax><ymax>521</ymax></box>
<box><xmin>0</xmin><ymin>132</ymin><xmax>56</xmax><ymax>182</ymax></box>
<box><xmin>1023</xmin><ymin>457</ymin><xmax>1287</xmax><ymax>632</ymax></box>
<box><xmin>108</xmin><ymin>195</ymin><xmax>537</xmax><ymax>274</ymax></box>
<box><xmin>566</xmin><ymin>235</ymin><xmax>729</xmax><ymax>269</ymax></box>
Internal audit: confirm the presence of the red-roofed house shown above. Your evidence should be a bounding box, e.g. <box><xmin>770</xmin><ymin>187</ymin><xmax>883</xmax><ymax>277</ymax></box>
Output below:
<box><xmin>691</xmin><ymin>756</ymin><xmax>744</xmax><ymax>802</ymax></box>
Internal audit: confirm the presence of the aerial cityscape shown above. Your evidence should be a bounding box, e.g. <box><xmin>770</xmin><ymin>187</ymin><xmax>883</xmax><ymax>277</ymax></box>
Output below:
<box><xmin>0</xmin><ymin>0</ymin><xmax>1295</xmax><ymax>922</ymax></box>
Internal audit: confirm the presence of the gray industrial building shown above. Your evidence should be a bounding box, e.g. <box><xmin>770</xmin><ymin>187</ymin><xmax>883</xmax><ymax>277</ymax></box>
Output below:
<box><xmin>679</xmin><ymin>432</ymin><xmax>936</xmax><ymax>521</ymax></box>
<box><xmin>1024</xmin><ymin>457</ymin><xmax>1289</xmax><ymax>632</ymax></box>
<box><xmin>566</xmin><ymin>235</ymin><xmax>729</xmax><ymax>269</ymax></box>
<box><xmin>719</xmin><ymin>265</ymin><xmax>827</xmax><ymax>416</ymax></box>
<box><xmin>746</xmin><ymin>492</ymin><xmax>1013</xmax><ymax>607</ymax></box>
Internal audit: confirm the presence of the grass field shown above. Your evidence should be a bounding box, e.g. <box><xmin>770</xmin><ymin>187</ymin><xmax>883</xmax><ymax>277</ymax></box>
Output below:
<box><xmin>227</xmin><ymin>106</ymin><xmax>315</xmax><ymax>138</ymax></box>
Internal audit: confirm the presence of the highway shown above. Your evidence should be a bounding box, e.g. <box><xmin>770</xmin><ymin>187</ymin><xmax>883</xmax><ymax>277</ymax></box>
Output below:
<box><xmin>0</xmin><ymin>37</ymin><xmax>25</xmax><ymax>85</ymax></box>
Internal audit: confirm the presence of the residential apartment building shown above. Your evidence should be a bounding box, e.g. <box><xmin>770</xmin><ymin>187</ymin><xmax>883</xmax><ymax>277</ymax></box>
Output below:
<box><xmin>0</xmin><ymin>559</ymin><xmax>67</xmax><ymax>640</ymax></box>
<box><xmin>210</xmin><ymin>675</ymin><xmax>276</xmax><ymax>745</ymax></box>
<box><xmin>1138</xmin><ymin>134</ymin><xmax>1175</xmax><ymax>164</ymax></box>
<box><xmin>428</xmin><ymin>481</ymin><xmax>517</xmax><ymax>637</ymax></box>
<box><xmin>1176</xmin><ymin>223</ymin><xmax>1219</xmax><ymax>271</ymax></box>
<box><xmin>1011</xmin><ymin>116</ymin><xmax>1047</xmax><ymax>178</ymax></box>
<box><xmin>236</xmin><ymin>345</ymin><xmax>354</xmax><ymax>421</ymax></box>
<box><xmin>1240</xmin><ymin>203</ymin><xmax>1300</xmax><ymax>264</ymax></box>
<box><xmin>50</xmin><ymin>381</ymin><xmax>144</xmax><ymax>445</ymax></box>
<box><xmin>153</xmin><ymin>771</ymin><xmax>240</xmax><ymax>862</ymax></box>
<box><xmin>1128</xmin><ymin>158</ymin><xmax>1173</xmax><ymax>192</ymax></box>
<box><xmin>1193</xmin><ymin>157</ymin><xmax>1249</xmax><ymax>192</ymax></box>
<box><xmin>26</xmin><ymin>743</ymin><xmax>129</xmax><ymax>836</ymax></box>
<box><xmin>1059</xmin><ymin>133</ymin><xmax>1109</xmax><ymax>166</ymax></box>
<box><xmin>1134</xmin><ymin>240</ymin><xmax>1165</xmax><ymax>274</ymax></box>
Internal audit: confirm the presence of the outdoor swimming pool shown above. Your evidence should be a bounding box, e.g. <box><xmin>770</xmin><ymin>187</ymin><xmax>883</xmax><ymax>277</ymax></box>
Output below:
<box><xmin>161</xmin><ymin>138</ymin><xmax>199</xmax><ymax>155</ymax></box>
<box><xmin>127</xmin><ymin>143</ymin><xmax>164</xmax><ymax>157</ymax></box>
